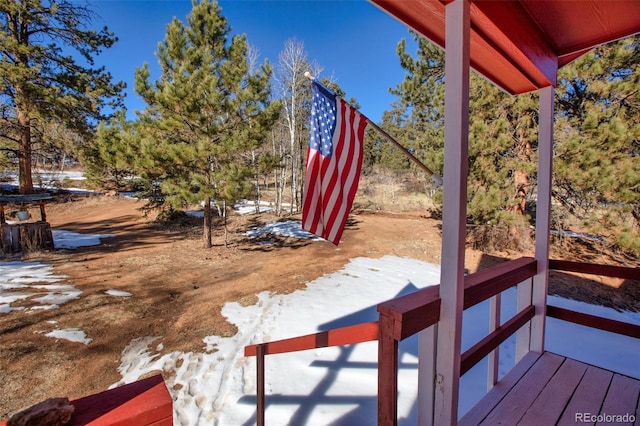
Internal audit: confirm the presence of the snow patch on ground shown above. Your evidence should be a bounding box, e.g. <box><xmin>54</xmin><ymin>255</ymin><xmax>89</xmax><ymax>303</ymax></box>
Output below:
<box><xmin>245</xmin><ymin>220</ymin><xmax>322</xmax><ymax>241</ymax></box>
<box><xmin>0</xmin><ymin>262</ymin><xmax>78</xmax><ymax>313</ymax></box>
<box><xmin>45</xmin><ymin>328</ymin><xmax>92</xmax><ymax>345</ymax></box>
<box><xmin>106</xmin><ymin>289</ymin><xmax>132</xmax><ymax>297</ymax></box>
<box><xmin>52</xmin><ymin>230</ymin><xmax>115</xmax><ymax>249</ymax></box>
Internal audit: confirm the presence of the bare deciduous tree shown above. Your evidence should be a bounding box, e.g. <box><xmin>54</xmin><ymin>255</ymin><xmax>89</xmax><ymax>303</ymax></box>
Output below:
<box><xmin>274</xmin><ymin>38</ymin><xmax>322</xmax><ymax>214</ymax></box>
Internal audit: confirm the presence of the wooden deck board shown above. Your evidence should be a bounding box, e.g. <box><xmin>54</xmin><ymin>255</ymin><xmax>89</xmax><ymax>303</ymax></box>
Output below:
<box><xmin>519</xmin><ymin>357</ymin><xmax>588</xmax><ymax>425</ymax></box>
<box><xmin>459</xmin><ymin>351</ymin><xmax>540</xmax><ymax>426</ymax></box>
<box><xmin>558</xmin><ymin>365</ymin><xmax>613</xmax><ymax>426</ymax></box>
<box><xmin>598</xmin><ymin>374</ymin><xmax>640</xmax><ymax>426</ymax></box>
<box><xmin>480</xmin><ymin>352</ymin><xmax>564</xmax><ymax>425</ymax></box>
<box><xmin>461</xmin><ymin>352</ymin><xmax>640</xmax><ymax>426</ymax></box>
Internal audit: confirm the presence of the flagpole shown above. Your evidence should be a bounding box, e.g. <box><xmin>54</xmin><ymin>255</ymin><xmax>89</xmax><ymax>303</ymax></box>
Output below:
<box><xmin>365</xmin><ymin>119</ymin><xmax>443</xmax><ymax>187</ymax></box>
<box><xmin>304</xmin><ymin>72</ymin><xmax>443</xmax><ymax>187</ymax></box>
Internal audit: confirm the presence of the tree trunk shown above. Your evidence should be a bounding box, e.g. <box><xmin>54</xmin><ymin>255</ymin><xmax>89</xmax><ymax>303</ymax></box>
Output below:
<box><xmin>289</xmin><ymin>127</ymin><xmax>298</xmax><ymax>214</ymax></box>
<box><xmin>223</xmin><ymin>201</ymin><xmax>228</xmax><ymax>249</ymax></box>
<box><xmin>275</xmin><ymin>135</ymin><xmax>286</xmax><ymax>216</ymax></box>
<box><xmin>252</xmin><ymin>150</ymin><xmax>261</xmax><ymax>214</ymax></box>
<box><xmin>513</xmin><ymin>129</ymin><xmax>531</xmax><ymax>215</ymax></box>
<box><xmin>513</xmin><ymin>170</ymin><xmax>528</xmax><ymax>215</ymax></box>
<box><xmin>203</xmin><ymin>197</ymin><xmax>212</xmax><ymax>248</ymax></box>
<box><xmin>17</xmin><ymin>107</ymin><xmax>34</xmax><ymax>195</ymax></box>
<box><xmin>298</xmin><ymin>131</ymin><xmax>306</xmax><ymax>209</ymax></box>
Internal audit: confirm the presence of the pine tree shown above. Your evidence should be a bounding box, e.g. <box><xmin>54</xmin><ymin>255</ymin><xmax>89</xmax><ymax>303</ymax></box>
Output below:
<box><xmin>84</xmin><ymin>111</ymin><xmax>138</xmax><ymax>191</ymax></box>
<box><xmin>467</xmin><ymin>77</ymin><xmax>539</xmax><ymax>225</ymax></box>
<box><xmin>0</xmin><ymin>0</ymin><xmax>124</xmax><ymax>194</ymax></box>
<box><xmin>389</xmin><ymin>33</ymin><xmax>445</xmax><ymax>179</ymax></box>
<box><xmin>554</xmin><ymin>36</ymin><xmax>640</xmax><ymax>254</ymax></box>
<box><xmin>391</xmin><ymin>31</ymin><xmax>540</xmax><ymax>236</ymax></box>
<box><xmin>391</xmin><ymin>31</ymin><xmax>639</xmax><ymax>255</ymax></box>
<box><xmin>375</xmin><ymin>103</ymin><xmax>412</xmax><ymax>173</ymax></box>
<box><xmin>134</xmin><ymin>0</ymin><xmax>281</xmax><ymax>248</ymax></box>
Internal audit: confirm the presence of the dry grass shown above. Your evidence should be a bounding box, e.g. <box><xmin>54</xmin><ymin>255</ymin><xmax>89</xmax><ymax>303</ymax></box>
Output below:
<box><xmin>354</xmin><ymin>173</ymin><xmax>438</xmax><ymax>213</ymax></box>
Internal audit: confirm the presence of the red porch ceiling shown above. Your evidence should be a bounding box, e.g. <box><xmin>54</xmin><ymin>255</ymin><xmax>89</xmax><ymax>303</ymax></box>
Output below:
<box><xmin>371</xmin><ymin>0</ymin><xmax>640</xmax><ymax>95</ymax></box>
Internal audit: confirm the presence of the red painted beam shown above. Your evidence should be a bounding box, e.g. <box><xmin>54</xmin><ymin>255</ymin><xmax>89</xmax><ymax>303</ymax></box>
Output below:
<box><xmin>377</xmin><ymin>285</ymin><xmax>441</xmax><ymax>341</ymax></box>
<box><xmin>547</xmin><ymin>305</ymin><xmax>640</xmax><ymax>339</ymax></box>
<box><xmin>1</xmin><ymin>375</ymin><xmax>172</xmax><ymax>426</ymax></box>
<box><xmin>549</xmin><ymin>259</ymin><xmax>640</xmax><ymax>280</ymax></box>
<box><xmin>69</xmin><ymin>374</ymin><xmax>172</xmax><ymax>426</ymax></box>
<box><xmin>244</xmin><ymin>321</ymin><xmax>379</xmax><ymax>357</ymax></box>
<box><xmin>464</xmin><ymin>257</ymin><xmax>537</xmax><ymax>309</ymax></box>
<box><xmin>460</xmin><ymin>305</ymin><xmax>535</xmax><ymax>375</ymax></box>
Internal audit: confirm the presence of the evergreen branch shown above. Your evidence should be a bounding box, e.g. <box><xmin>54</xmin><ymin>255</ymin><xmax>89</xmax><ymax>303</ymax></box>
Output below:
<box><xmin>0</xmin><ymin>145</ymin><xmax>19</xmax><ymax>155</ymax></box>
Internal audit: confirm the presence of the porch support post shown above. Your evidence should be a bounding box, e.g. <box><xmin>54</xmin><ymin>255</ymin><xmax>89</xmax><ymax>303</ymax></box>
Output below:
<box><xmin>434</xmin><ymin>0</ymin><xmax>470</xmax><ymax>424</ymax></box>
<box><xmin>417</xmin><ymin>325</ymin><xmax>437</xmax><ymax>424</ymax></box>
<box><xmin>530</xmin><ymin>86</ymin><xmax>555</xmax><ymax>352</ymax></box>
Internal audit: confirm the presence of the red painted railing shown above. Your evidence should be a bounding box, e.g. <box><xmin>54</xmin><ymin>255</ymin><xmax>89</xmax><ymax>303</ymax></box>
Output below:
<box><xmin>243</xmin><ymin>257</ymin><xmax>639</xmax><ymax>425</ymax></box>
<box><xmin>549</xmin><ymin>259</ymin><xmax>640</xmax><ymax>280</ymax></box>
<box><xmin>377</xmin><ymin>256</ymin><xmax>537</xmax><ymax>425</ymax></box>
<box><xmin>548</xmin><ymin>260</ymin><xmax>640</xmax><ymax>339</ymax></box>
<box><xmin>1</xmin><ymin>375</ymin><xmax>173</xmax><ymax>426</ymax></box>
<box><xmin>244</xmin><ymin>257</ymin><xmax>538</xmax><ymax>425</ymax></box>
<box><xmin>244</xmin><ymin>321</ymin><xmax>379</xmax><ymax>426</ymax></box>
<box><xmin>244</xmin><ymin>321</ymin><xmax>379</xmax><ymax>357</ymax></box>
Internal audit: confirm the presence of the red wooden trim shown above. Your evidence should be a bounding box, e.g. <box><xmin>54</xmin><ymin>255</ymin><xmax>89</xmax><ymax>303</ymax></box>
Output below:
<box><xmin>378</xmin><ymin>314</ymin><xmax>399</xmax><ymax>426</ymax></box>
<box><xmin>549</xmin><ymin>259</ymin><xmax>640</xmax><ymax>280</ymax></box>
<box><xmin>0</xmin><ymin>376</ymin><xmax>173</xmax><ymax>426</ymax></box>
<box><xmin>547</xmin><ymin>305</ymin><xmax>640</xmax><ymax>339</ymax></box>
<box><xmin>244</xmin><ymin>321</ymin><xmax>379</xmax><ymax>357</ymax></box>
<box><xmin>69</xmin><ymin>374</ymin><xmax>172</xmax><ymax>426</ymax></box>
<box><xmin>460</xmin><ymin>305</ymin><xmax>535</xmax><ymax>375</ymax></box>
<box><xmin>144</xmin><ymin>419</ymin><xmax>172</xmax><ymax>426</ymax></box>
<box><xmin>377</xmin><ymin>285</ymin><xmax>441</xmax><ymax>341</ymax></box>
<box><xmin>464</xmin><ymin>257</ymin><xmax>536</xmax><ymax>309</ymax></box>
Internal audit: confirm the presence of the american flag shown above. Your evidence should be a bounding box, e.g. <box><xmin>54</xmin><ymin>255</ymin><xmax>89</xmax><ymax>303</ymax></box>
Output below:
<box><xmin>302</xmin><ymin>80</ymin><xmax>368</xmax><ymax>245</ymax></box>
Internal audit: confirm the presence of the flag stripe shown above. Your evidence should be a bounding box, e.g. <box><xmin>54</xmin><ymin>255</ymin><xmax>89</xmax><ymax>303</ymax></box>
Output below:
<box><xmin>302</xmin><ymin>81</ymin><xmax>367</xmax><ymax>245</ymax></box>
<box><xmin>324</xmin><ymin>101</ymin><xmax>361</xmax><ymax>242</ymax></box>
<box><xmin>302</xmin><ymin>148</ymin><xmax>321</xmax><ymax>234</ymax></box>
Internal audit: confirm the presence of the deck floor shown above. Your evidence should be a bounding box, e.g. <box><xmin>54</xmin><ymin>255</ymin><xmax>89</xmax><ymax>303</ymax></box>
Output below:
<box><xmin>460</xmin><ymin>351</ymin><xmax>640</xmax><ymax>425</ymax></box>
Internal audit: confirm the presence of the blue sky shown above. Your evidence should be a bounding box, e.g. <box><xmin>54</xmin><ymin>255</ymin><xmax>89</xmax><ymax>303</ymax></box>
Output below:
<box><xmin>88</xmin><ymin>0</ymin><xmax>417</xmax><ymax>123</ymax></box>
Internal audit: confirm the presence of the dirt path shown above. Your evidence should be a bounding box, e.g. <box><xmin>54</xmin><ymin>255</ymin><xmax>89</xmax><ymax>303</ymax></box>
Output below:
<box><xmin>0</xmin><ymin>195</ymin><xmax>637</xmax><ymax>419</ymax></box>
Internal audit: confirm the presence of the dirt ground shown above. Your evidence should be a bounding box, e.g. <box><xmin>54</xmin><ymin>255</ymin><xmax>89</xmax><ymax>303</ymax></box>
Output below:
<box><xmin>0</xmin><ymin>194</ymin><xmax>638</xmax><ymax>419</ymax></box>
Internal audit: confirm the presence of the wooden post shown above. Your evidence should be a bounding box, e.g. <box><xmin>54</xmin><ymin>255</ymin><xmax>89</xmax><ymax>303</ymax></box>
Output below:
<box><xmin>39</xmin><ymin>200</ymin><xmax>47</xmax><ymax>222</ymax></box>
<box><xmin>488</xmin><ymin>294</ymin><xmax>501</xmax><ymax>389</ymax></box>
<box><xmin>417</xmin><ymin>324</ymin><xmax>437</xmax><ymax>425</ymax></box>
<box><xmin>256</xmin><ymin>344</ymin><xmax>265</xmax><ymax>426</ymax></box>
<box><xmin>530</xmin><ymin>86</ymin><xmax>555</xmax><ymax>353</ymax></box>
<box><xmin>378</xmin><ymin>313</ymin><xmax>399</xmax><ymax>425</ymax></box>
<box><xmin>515</xmin><ymin>277</ymin><xmax>533</xmax><ymax>361</ymax></box>
<box><xmin>434</xmin><ymin>0</ymin><xmax>470</xmax><ymax>424</ymax></box>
